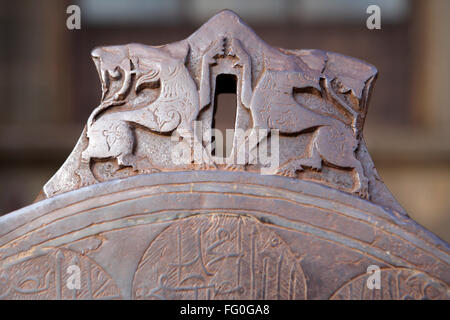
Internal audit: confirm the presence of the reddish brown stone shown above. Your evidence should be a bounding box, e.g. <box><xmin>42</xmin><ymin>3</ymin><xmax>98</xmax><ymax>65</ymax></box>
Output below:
<box><xmin>0</xmin><ymin>10</ymin><xmax>448</xmax><ymax>300</ymax></box>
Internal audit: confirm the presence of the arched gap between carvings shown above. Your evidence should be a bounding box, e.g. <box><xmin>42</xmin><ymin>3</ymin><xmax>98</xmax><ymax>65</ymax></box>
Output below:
<box><xmin>211</xmin><ymin>74</ymin><xmax>237</xmax><ymax>158</ymax></box>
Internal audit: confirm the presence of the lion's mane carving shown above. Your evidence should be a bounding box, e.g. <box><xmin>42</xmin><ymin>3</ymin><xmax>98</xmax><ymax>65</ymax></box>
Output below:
<box><xmin>81</xmin><ymin>43</ymin><xmax>202</xmax><ymax>168</ymax></box>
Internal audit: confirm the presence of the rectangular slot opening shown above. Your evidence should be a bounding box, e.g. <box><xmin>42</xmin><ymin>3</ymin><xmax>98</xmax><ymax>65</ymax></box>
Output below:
<box><xmin>211</xmin><ymin>74</ymin><xmax>237</xmax><ymax>158</ymax></box>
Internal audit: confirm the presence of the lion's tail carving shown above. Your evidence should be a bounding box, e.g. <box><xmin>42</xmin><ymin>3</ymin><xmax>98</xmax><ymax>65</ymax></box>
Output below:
<box><xmin>150</xmin><ymin>107</ymin><xmax>182</xmax><ymax>133</ymax></box>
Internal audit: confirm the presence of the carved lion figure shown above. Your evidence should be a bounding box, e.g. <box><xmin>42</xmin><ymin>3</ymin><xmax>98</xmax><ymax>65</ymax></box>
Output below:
<box><xmin>81</xmin><ymin>41</ymin><xmax>223</xmax><ymax>169</ymax></box>
<box><xmin>230</xmin><ymin>38</ymin><xmax>375</xmax><ymax>198</ymax></box>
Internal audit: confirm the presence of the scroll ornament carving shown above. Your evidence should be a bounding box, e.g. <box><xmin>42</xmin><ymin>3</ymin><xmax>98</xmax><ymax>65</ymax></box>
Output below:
<box><xmin>0</xmin><ymin>249</ymin><xmax>120</xmax><ymax>300</ymax></box>
<box><xmin>331</xmin><ymin>268</ymin><xmax>449</xmax><ymax>300</ymax></box>
<box><xmin>132</xmin><ymin>214</ymin><xmax>306</xmax><ymax>300</ymax></box>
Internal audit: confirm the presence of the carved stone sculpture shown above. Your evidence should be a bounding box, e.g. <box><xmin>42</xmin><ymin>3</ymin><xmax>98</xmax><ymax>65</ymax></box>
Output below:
<box><xmin>40</xmin><ymin>10</ymin><xmax>385</xmax><ymax>205</ymax></box>
<box><xmin>0</xmin><ymin>10</ymin><xmax>448</xmax><ymax>300</ymax></box>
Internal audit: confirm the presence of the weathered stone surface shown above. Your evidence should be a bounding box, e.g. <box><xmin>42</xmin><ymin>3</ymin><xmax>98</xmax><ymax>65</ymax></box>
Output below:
<box><xmin>1</xmin><ymin>172</ymin><xmax>449</xmax><ymax>299</ymax></box>
<box><xmin>1</xmin><ymin>10</ymin><xmax>448</xmax><ymax>300</ymax></box>
<box><xmin>39</xmin><ymin>10</ymin><xmax>401</xmax><ymax>213</ymax></box>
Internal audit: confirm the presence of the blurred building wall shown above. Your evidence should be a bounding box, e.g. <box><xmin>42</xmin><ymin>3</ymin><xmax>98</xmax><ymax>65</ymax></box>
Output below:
<box><xmin>0</xmin><ymin>0</ymin><xmax>449</xmax><ymax>242</ymax></box>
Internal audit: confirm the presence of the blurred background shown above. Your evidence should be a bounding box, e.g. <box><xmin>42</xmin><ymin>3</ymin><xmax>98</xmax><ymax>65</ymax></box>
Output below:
<box><xmin>0</xmin><ymin>0</ymin><xmax>449</xmax><ymax>241</ymax></box>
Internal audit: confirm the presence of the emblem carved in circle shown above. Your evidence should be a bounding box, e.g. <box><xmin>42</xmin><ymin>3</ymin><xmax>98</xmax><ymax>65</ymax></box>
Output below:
<box><xmin>132</xmin><ymin>214</ymin><xmax>307</xmax><ymax>300</ymax></box>
<box><xmin>0</xmin><ymin>249</ymin><xmax>121</xmax><ymax>300</ymax></box>
<box><xmin>331</xmin><ymin>268</ymin><xmax>449</xmax><ymax>300</ymax></box>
